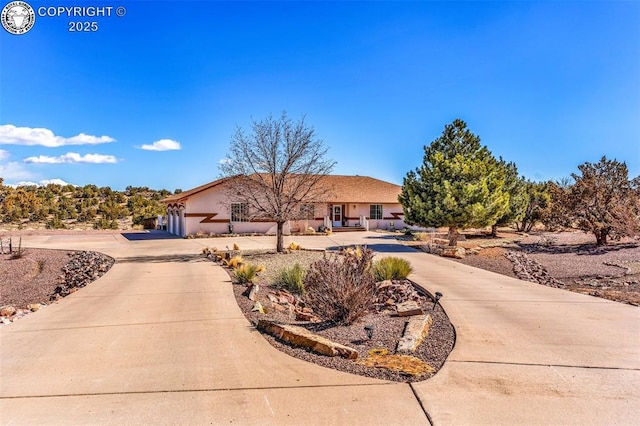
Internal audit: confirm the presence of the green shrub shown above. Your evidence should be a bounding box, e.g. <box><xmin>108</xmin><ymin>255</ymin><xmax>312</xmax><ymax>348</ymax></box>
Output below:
<box><xmin>233</xmin><ymin>263</ymin><xmax>260</xmax><ymax>283</ymax></box>
<box><xmin>274</xmin><ymin>263</ymin><xmax>306</xmax><ymax>294</ymax></box>
<box><xmin>304</xmin><ymin>249</ymin><xmax>376</xmax><ymax>325</ymax></box>
<box><xmin>372</xmin><ymin>257</ymin><xmax>413</xmax><ymax>281</ymax></box>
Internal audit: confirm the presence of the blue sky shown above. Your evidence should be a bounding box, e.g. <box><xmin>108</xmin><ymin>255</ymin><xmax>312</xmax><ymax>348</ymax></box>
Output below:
<box><xmin>1</xmin><ymin>0</ymin><xmax>638</xmax><ymax>191</ymax></box>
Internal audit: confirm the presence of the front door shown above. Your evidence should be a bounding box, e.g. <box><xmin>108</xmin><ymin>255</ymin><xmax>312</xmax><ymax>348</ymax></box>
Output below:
<box><xmin>332</xmin><ymin>205</ymin><xmax>342</xmax><ymax>227</ymax></box>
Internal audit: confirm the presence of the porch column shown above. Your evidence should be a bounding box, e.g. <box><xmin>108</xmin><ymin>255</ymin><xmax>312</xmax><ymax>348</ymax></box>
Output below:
<box><xmin>172</xmin><ymin>209</ymin><xmax>178</xmax><ymax>235</ymax></box>
<box><xmin>167</xmin><ymin>210</ymin><xmax>173</xmax><ymax>234</ymax></box>
<box><xmin>179</xmin><ymin>207</ymin><xmax>185</xmax><ymax>237</ymax></box>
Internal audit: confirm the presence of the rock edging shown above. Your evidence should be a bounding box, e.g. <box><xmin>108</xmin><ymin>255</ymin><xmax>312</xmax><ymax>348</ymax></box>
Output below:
<box><xmin>257</xmin><ymin>320</ymin><xmax>358</xmax><ymax>359</ymax></box>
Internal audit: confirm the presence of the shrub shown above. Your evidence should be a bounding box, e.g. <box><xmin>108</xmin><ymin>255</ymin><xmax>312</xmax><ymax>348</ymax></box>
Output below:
<box><xmin>233</xmin><ymin>263</ymin><xmax>261</xmax><ymax>284</ymax></box>
<box><xmin>233</xmin><ymin>242</ymin><xmax>240</xmax><ymax>251</ymax></box>
<box><xmin>304</xmin><ymin>248</ymin><xmax>376</xmax><ymax>325</ymax></box>
<box><xmin>274</xmin><ymin>263</ymin><xmax>306</xmax><ymax>294</ymax></box>
<box><xmin>224</xmin><ymin>255</ymin><xmax>244</xmax><ymax>269</ymax></box>
<box><xmin>343</xmin><ymin>246</ymin><xmax>364</xmax><ymax>258</ymax></box>
<box><xmin>414</xmin><ymin>232</ymin><xmax>430</xmax><ymax>242</ymax></box>
<box><xmin>372</xmin><ymin>257</ymin><xmax>413</xmax><ymax>281</ymax></box>
<box><xmin>288</xmin><ymin>241</ymin><xmax>301</xmax><ymax>250</ymax></box>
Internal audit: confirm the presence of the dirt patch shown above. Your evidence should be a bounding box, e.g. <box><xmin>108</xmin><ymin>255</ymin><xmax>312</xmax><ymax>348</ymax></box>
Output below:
<box><xmin>455</xmin><ymin>246</ymin><xmax>517</xmax><ymax>279</ymax></box>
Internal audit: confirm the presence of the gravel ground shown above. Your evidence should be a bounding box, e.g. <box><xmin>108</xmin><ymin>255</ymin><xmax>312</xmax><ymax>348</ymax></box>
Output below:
<box><xmin>0</xmin><ymin>248</ymin><xmax>114</xmax><ymax>324</ymax></box>
<box><xmin>0</xmin><ymin>249</ymin><xmax>73</xmax><ymax>307</ymax></box>
<box><xmin>454</xmin><ymin>231</ymin><xmax>640</xmax><ymax>305</ymax></box>
<box><xmin>229</xmin><ymin>250</ymin><xmax>456</xmax><ymax>383</ymax></box>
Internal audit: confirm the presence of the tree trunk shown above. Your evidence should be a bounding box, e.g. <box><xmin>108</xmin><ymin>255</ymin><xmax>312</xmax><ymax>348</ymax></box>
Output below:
<box><xmin>490</xmin><ymin>224</ymin><xmax>498</xmax><ymax>237</ymax></box>
<box><xmin>448</xmin><ymin>226</ymin><xmax>458</xmax><ymax>247</ymax></box>
<box><xmin>595</xmin><ymin>229</ymin><xmax>608</xmax><ymax>246</ymax></box>
<box><xmin>276</xmin><ymin>221</ymin><xmax>284</xmax><ymax>253</ymax></box>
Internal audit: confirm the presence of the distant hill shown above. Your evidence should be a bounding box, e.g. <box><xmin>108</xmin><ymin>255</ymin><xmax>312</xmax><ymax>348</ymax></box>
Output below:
<box><xmin>0</xmin><ymin>181</ymin><xmax>174</xmax><ymax>230</ymax></box>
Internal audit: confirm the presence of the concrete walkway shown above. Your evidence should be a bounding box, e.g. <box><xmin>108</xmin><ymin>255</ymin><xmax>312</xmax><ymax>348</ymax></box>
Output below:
<box><xmin>1</xmin><ymin>231</ymin><xmax>639</xmax><ymax>424</ymax></box>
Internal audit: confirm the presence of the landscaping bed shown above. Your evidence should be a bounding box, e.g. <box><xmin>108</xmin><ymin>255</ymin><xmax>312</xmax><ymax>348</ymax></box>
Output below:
<box><xmin>219</xmin><ymin>248</ymin><xmax>456</xmax><ymax>383</ymax></box>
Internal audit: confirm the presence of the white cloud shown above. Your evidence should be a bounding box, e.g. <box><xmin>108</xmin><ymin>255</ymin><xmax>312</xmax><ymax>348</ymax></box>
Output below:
<box><xmin>39</xmin><ymin>178</ymin><xmax>75</xmax><ymax>186</ymax></box>
<box><xmin>0</xmin><ymin>124</ymin><xmax>115</xmax><ymax>147</ymax></box>
<box><xmin>23</xmin><ymin>152</ymin><xmax>118</xmax><ymax>164</ymax></box>
<box><xmin>9</xmin><ymin>179</ymin><xmax>76</xmax><ymax>188</ymax></box>
<box><xmin>0</xmin><ymin>149</ymin><xmax>9</xmax><ymax>161</ymax></box>
<box><xmin>0</xmin><ymin>161</ymin><xmax>33</xmax><ymax>180</ymax></box>
<box><xmin>140</xmin><ymin>139</ymin><xmax>181</xmax><ymax>151</ymax></box>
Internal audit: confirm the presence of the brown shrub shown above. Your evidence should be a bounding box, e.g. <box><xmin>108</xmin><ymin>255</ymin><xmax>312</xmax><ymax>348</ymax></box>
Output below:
<box><xmin>303</xmin><ymin>248</ymin><xmax>376</xmax><ymax>325</ymax></box>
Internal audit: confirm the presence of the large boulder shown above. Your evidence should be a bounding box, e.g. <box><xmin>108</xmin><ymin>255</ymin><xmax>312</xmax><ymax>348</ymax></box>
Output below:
<box><xmin>397</xmin><ymin>314</ymin><xmax>433</xmax><ymax>353</ymax></box>
<box><xmin>257</xmin><ymin>320</ymin><xmax>358</xmax><ymax>359</ymax></box>
<box><xmin>442</xmin><ymin>246</ymin><xmax>466</xmax><ymax>259</ymax></box>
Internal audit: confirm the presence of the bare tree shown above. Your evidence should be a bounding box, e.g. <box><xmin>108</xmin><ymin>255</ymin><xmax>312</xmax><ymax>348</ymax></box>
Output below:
<box><xmin>566</xmin><ymin>157</ymin><xmax>639</xmax><ymax>245</ymax></box>
<box><xmin>219</xmin><ymin>112</ymin><xmax>335</xmax><ymax>252</ymax></box>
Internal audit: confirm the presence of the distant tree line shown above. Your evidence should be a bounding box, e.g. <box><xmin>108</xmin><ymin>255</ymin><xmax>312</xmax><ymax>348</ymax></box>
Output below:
<box><xmin>0</xmin><ymin>180</ymin><xmax>174</xmax><ymax>230</ymax></box>
<box><xmin>400</xmin><ymin>119</ymin><xmax>640</xmax><ymax>246</ymax></box>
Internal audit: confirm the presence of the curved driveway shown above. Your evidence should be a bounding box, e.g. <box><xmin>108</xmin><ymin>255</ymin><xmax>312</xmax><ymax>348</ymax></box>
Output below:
<box><xmin>1</xmin><ymin>231</ymin><xmax>639</xmax><ymax>425</ymax></box>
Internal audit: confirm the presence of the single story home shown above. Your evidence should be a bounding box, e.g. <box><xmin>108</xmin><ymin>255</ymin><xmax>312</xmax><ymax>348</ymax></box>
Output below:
<box><xmin>162</xmin><ymin>175</ymin><xmax>412</xmax><ymax>237</ymax></box>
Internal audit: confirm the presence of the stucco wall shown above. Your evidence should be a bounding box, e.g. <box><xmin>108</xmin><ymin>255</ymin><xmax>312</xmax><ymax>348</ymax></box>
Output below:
<box><xmin>170</xmin><ymin>185</ymin><xmax>415</xmax><ymax>236</ymax></box>
<box><xmin>332</xmin><ymin>203</ymin><xmax>407</xmax><ymax>230</ymax></box>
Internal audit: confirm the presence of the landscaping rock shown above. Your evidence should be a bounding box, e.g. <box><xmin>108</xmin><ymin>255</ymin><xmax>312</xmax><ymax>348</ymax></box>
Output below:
<box><xmin>397</xmin><ymin>314</ymin><xmax>433</xmax><ymax>353</ymax></box>
<box><xmin>248</xmin><ymin>284</ymin><xmax>259</xmax><ymax>301</ymax></box>
<box><xmin>504</xmin><ymin>250</ymin><xmax>564</xmax><ymax>288</ymax></box>
<box><xmin>442</xmin><ymin>246</ymin><xmax>466</xmax><ymax>259</ymax></box>
<box><xmin>257</xmin><ymin>320</ymin><xmax>358</xmax><ymax>359</ymax></box>
<box><xmin>375</xmin><ymin>279</ymin><xmax>428</xmax><ymax>309</ymax></box>
<box><xmin>0</xmin><ymin>306</ymin><xmax>17</xmax><ymax>317</ymax></box>
<box><xmin>295</xmin><ymin>311</ymin><xmax>314</xmax><ymax>322</ymax></box>
<box><xmin>49</xmin><ymin>251</ymin><xmax>114</xmax><ymax>301</ymax></box>
<box><xmin>27</xmin><ymin>303</ymin><xmax>43</xmax><ymax>312</ymax></box>
<box><xmin>356</xmin><ymin>353</ymin><xmax>434</xmax><ymax>376</ymax></box>
<box><xmin>396</xmin><ymin>301</ymin><xmax>423</xmax><ymax>317</ymax></box>
<box><xmin>252</xmin><ymin>301</ymin><xmax>264</xmax><ymax>314</ymax></box>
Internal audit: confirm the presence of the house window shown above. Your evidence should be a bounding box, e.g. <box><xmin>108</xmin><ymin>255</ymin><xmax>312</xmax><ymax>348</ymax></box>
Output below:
<box><xmin>370</xmin><ymin>204</ymin><xmax>383</xmax><ymax>220</ymax></box>
<box><xmin>299</xmin><ymin>203</ymin><xmax>315</xmax><ymax>220</ymax></box>
<box><xmin>231</xmin><ymin>203</ymin><xmax>249</xmax><ymax>222</ymax></box>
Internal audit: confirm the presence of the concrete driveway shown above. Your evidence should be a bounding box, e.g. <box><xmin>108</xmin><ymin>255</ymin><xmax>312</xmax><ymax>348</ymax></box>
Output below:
<box><xmin>1</xmin><ymin>231</ymin><xmax>639</xmax><ymax>425</ymax></box>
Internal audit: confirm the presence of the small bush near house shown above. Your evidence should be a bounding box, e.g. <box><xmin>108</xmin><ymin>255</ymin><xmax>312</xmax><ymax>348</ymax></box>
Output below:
<box><xmin>233</xmin><ymin>242</ymin><xmax>240</xmax><ymax>251</ymax></box>
<box><xmin>304</xmin><ymin>248</ymin><xmax>376</xmax><ymax>325</ymax></box>
<box><xmin>372</xmin><ymin>257</ymin><xmax>413</xmax><ymax>281</ymax></box>
<box><xmin>234</xmin><ymin>263</ymin><xmax>261</xmax><ymax>284</ymax></box>
<box><xmin>274</xmin><ymin>263</ymin><xmax>306</xmax><ymax>294</ymax></box>
<box><xmin>288</xmin><ymin>241</ymin><xmax>302</xmax><ymax>250</ymax></box>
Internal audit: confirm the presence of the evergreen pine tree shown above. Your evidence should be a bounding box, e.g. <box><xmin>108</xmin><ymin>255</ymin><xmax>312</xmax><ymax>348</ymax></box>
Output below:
<box><xmin>399</xmin><ymin>119</ymin><xmax>509</xmax><ymax>246</ymax></box>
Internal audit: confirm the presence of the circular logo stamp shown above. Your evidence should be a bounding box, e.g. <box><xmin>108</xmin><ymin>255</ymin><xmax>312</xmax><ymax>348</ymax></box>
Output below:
<box><xmin>1</xmin><ymin>1</ymin><xmax>35</xmax><ymax>35</ymax></box>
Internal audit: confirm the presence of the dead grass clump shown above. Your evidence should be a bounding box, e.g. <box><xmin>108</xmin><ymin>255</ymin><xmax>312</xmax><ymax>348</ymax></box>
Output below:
<box><xmin>304</xmin><ymin>248</ymin><xmax>376</xmax><ymax>325</ymax></box>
